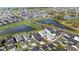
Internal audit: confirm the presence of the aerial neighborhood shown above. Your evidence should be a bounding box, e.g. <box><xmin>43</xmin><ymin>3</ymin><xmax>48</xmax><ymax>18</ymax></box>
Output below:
<box><xmin>0</xmin><ymin>7</ymin><xmax>79</xmax><ymax>51</ymax></box>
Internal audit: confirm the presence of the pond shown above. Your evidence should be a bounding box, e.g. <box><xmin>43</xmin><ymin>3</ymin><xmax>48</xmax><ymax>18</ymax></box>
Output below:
<box><xmin>38</xmin><ymin>19</ymin><xmax>73</xmax><ymax>30</ymax></box>
<box><xmin>0</xmin><ymin>24</ymin><xmax>36</xmax><ymax>35</ymax></box>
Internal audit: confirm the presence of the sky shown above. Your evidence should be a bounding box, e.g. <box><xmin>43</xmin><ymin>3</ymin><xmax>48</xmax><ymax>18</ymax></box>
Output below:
<box><xmin>0</xmin><ymin>0</ymin><xmax>27</xmax><ymax>7</ymax></box>
<box><xmin>0</xmin><ymin>0</ymin><xmax>79</xmax><ymax>7</ymax></box>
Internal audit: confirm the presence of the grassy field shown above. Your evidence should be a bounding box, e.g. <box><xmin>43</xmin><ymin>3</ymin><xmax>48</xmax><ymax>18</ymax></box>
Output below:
<box><xmin>57</xmin><ymin>18</ymin><xmax>79</xmax><ymax>33</ymax></box>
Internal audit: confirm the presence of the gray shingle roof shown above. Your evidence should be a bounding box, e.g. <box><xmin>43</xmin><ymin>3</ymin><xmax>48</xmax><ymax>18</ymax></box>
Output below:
<box><xmin>33</xmin><ymin>33</ymin><xmax>43</xmax><ymax>41</ymax></box>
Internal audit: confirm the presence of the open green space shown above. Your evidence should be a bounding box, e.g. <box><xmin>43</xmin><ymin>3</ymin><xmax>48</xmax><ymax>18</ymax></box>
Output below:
<box><xmin>0</xmin><ymin>18</ymin><xmax>79</xmax><ymax>39</ymax></box>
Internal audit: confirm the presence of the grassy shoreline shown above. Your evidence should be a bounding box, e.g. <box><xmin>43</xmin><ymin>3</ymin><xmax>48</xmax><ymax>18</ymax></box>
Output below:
<box><xmin>0</xmin><ymin>18</ymin><xmax>79</xmax><ymax>38</ymax></box>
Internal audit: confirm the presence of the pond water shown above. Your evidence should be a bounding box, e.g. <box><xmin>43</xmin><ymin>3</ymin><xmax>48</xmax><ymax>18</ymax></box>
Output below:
<box><xmin>0</xmin><ymin>24</ymin><xmax>36</xmax><ymax>35</ymax></box>
<box><xmin>38</xmin><ymin>19</ymin><xmax>73</xmax><ymax>30</ymax></box>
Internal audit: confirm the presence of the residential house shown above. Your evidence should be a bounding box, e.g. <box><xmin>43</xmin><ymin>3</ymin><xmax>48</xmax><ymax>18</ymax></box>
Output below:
<box><xmin>39</xmin><ymin>28</ymin><xmax>57</xmax><ymax>42</ymax></box>
<box><xmin>66</xmin><ymin>45</ymin><xmax>78</xmax><ymax>51</ymax></box>
<box><xmin>31</xmin><ymin>46</ymin><xmax>40</xmax><ymax>51</ymax></box>
<box><xmin>19</xmin><ymin>41</ymin><xmax>28</xmax><ymax>49</ymax></box>
<box><xmin>6</xmin><ymin>37</ymin><xmax>17</xmax><ymax>45</ymax></box>
<box><xmin>41</xmin><ymin>45</ymin><xmax>49</xmax><ymax>51</ymax></box>
<box><xmin>63</xmin><ymin>33</ymin><xmax>79</xmax><ymax>45</ymax></box>
<box><xmin>15</xmin><ymin>35</ymin><xmax>25</xmax><ymax>42</ymax></box>
<box><xmin>7</xmin><ymin>45</ymin><xmax>17</xmax><ymax>51</ymax></box>
<box><xmin>32</xmin><ymin>33</ymin><xmax>44</xmax><ymax>42</ymax></box>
